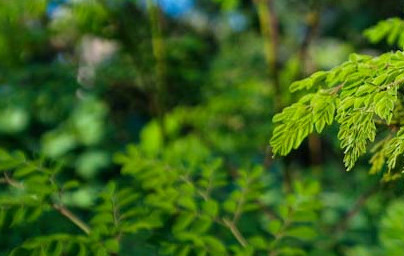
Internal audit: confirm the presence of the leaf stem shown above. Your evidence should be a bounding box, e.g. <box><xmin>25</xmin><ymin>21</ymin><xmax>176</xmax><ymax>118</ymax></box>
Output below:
<box><xmin>3</xmin><ymin>173</ymin><xmax>91</xmax><ymax>235</ymax></box>
<box><xmin>223</xmin><ymin>217</ymin><xmax>248</xmax><ymax>247</ymax></box>
<box><xmin>52</xmin><ymin>204</ymin><xmax>91</xmax><ymax>235</ymax></box>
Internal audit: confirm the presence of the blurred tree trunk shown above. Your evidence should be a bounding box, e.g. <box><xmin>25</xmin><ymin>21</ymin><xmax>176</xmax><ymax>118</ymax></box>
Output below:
<box><xmin>254</xmin><ymin>0</ymin><xmax>281</xmax><ymax>111</ymax></box>
<box><xmin>147</xmin><ymin>0</ymin><xmax>167</xmax><ymax>145</ymax></box>
<box><xmin>255</xmin><ymin>0</ymin><xmax>293</xmax><ymax>191</ymax></box>
<box><xmin>299</xmin><ymin>6</ymin><xmax>322</xmax><ymax>167</ymax></box>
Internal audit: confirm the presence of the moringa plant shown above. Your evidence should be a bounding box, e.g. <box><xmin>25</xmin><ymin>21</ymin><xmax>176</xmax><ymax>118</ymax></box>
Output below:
<box><xmin>0</xmin><ymin>134</ymin><xmax>322</xmax><ymax>256</ymax></box>
<box><xmin>270</xmin><ymin>17</ymin><xmax>404</xmax><ymax>181</ymax></box>
<box><xmin>3</xmin><ymin>11</ymin><xmax>404</xmax><ymax>256</ymax></box>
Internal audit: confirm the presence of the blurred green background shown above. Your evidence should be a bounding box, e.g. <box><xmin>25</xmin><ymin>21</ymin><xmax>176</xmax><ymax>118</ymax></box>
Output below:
<box><xmin>1</xmin><ymin>0</ymin><xmax>404</xmax><ymax>255</ymax></box>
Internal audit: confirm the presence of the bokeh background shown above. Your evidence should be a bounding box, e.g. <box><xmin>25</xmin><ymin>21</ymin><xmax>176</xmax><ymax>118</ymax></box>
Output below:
<box><xmin>1</xmin><ymin>0</ymin><xmax>404</xmax><ymax>255</ymax></box>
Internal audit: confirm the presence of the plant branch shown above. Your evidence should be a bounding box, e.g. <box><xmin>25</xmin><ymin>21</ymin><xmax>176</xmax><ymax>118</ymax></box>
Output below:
<box><xmin>268</xmin><ymin>208</ymin><xmax>293</xmax><ymax>256</ymax></box>
<box><xmin>52</xmin><ymin>204</ymin><xmax>91</xmax><ymax>235</ymax></box>
<box><xmin>233</xmin><ymin>186</ymin><xmax>248</xmax><ymax>224</ymax></box>
<box><xmin>3</xmin><ymin>173</ymin><xmax>24</xmax><ymax>189</ymax></box>
<box><xmin>223</xmin><ymin>217</ymin><xmax>248</xmax><ymax>247</ymax></box>
<box><xmin>257</xmin><ymin>201</ymin><xmax>281</xmax><ymax>221</ymax></box>
<box><xmin>3</xmin><ymin>173</ymin><xmax>91</xmax><ymax>235</ymax></box>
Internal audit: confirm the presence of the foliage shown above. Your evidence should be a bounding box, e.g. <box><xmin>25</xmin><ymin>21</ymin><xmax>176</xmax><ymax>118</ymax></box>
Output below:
<box><xmin>2</xmin><ymin>0</ymin><xmax>404</xmax><ymax>256</ymax></box>
<box><xmin>271</xmin><ymin>18</ymin><xmax>404</xmax><ymax>180</ymax></box>
<box><xmin>364</xmin><ymin>18</ymin><xmax>404</xmax><ymax>48</ymax></box>
<box><xmin>346</xmin><ymin>199</ymin><xmax>404</xmax><ymax>256</ymax></box>
<box><xmin>0</xmin><ymin>133</ymin><xmax>323</xmax><ymax>255</ymax></box>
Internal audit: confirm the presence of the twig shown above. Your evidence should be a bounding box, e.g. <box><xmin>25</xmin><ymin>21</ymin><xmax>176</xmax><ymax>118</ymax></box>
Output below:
<box><xmin>3</xmin><ymin>173</ymin><xmax>24</xmax><ymax>189</ymax></box>
<box><xmin>326</xmin><ymin>83</ymin><xmax>344</xmax><ymax>95</ymax></box>
<box><xmin>178</xmin><ymin>174</ymin><xmax>208</xmax><ymax>200</ymax></box>
<box><xmin>52</xmin><ymin>204</ymin><xmax>91</xmax><ymax>235</ymax></box>
<box><xmin>233</xmin><ymin>184</ymin><xmax>248</xmax><ymax>224</ymax></box>
<box><xmin>3</xmin><ymin>173</ymin><xmax>91</xmax><ymax>235</ymax></box>
<box><xmin>257</xmin><ymin>201</ymin><xmax>280</xmax><ymax>221</ymax></box>
<box><xmin>223</xmin><ymin>218</ymin><xmax>248</xmax><ymax>247</ymax></box>
<box><xmin>268</xmin><ymin>208</ymin><xmax>293</xmax><ymax>256</ymax></box>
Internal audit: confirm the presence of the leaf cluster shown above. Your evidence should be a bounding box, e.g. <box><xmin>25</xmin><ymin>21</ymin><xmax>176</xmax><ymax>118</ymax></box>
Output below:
<box><xmin>0</xmin><ymin>133</ymin><xmax>324</xmax><ymax>256</ymax></box>
<box><xmin>271</xmin><ymin>49</ymin><xmax>404</xmax><ymax>175</ymax></box>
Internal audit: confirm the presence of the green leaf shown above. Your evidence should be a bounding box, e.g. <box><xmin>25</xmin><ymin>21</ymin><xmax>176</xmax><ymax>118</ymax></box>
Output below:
<box><xmin>374</xmin><ymin>91</ymin><xmax>396</xmax><ymax>123</ymax></box>
<box><xmin>104</xmin><ymin>239</ymin><xmax>119</xmax><ymax>253</ymax></box>
<box><xmin>249</xmin><ymin>236</ymin><xmax>267</xmax><ymax>249</ymax></box>
<box><xmin>63</xmin><ymin>180</ymin><xmax>80</xmax><ymax>190</ymax></box>
<box><xmin>268</xmin><ymin>219</ymin><xmax>282</xmax><ymax>234</ymax></box>
<box><xmin>373</xmin><ymin>73</ymin><xmax>388</xmax><ymax>86</ymax></box>
<box><xmin>11</xmin><ymin>207</ymin><xmax>25</xmax><ymax>226</ymax></box>
<box><xmin>14</xmin><ymin>165</ymin><xmax>37</xmax><ymax>178</ymax></box>
<box><xmin>380</xmin><ymin>200</ymin><xmax>404</xmax><ymax>254</ymax></box>
<box><xmin>177</xmin><ymin>196</ymin><xmax>197</xmax><ymax>211</ymax></box>
<box><xmin>177</xmin><ymin>245</ymin><xmax>191</xmax><ymax>256</ymax></box>
<box><xmin>0</xmin><ymin>159</ymin><xmax>24</xmax><ymax>172</ymax></box>
<box><xmin>203</xmin><ymin>236</ymin><xmax>226</xmax><ymax>254</ymax></box>
<box><xmin>173</xmin><ymin>213</ymin><xmax>195</xmax><ymax>233</ymax></box>
<box><xmin>78</xmin><ymin>244</ymin><xmax>87</xmax><ymax>256</ymax></box>
<box><xmin>0</xmin><ymin>208</ymin><xmax>5</xmax><ymax>227</ymax></box>
<box><xmin>190</xmin><ymin>216</ymin><xmax>212</xmax><ymax>234</ymax></box>
<box><xmin>285</xmin><ymin>226</ymin><xmax>317</xmax><ymax>241</ymax></box>
<box><xmin>52</xmin><ymin>242</ymin><xmax>64</xmax><ymax>256</ymax></box>
<box><xmin>202</xmin><ymin>200</ymin><xmax>219</xmax><ymax>217</ymax></box>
